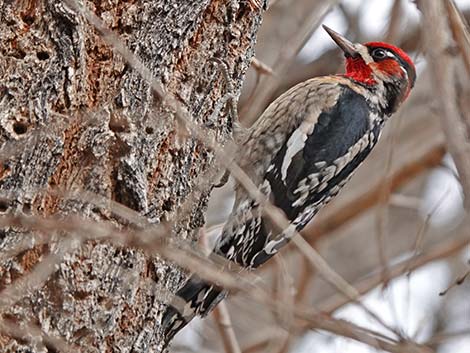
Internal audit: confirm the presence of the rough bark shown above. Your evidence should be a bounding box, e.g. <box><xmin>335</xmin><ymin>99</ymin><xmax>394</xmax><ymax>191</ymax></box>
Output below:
<box><xmin>0</xmin><ymin>1</ymin><xmax>263</xmax><ymax>352</ymax></box>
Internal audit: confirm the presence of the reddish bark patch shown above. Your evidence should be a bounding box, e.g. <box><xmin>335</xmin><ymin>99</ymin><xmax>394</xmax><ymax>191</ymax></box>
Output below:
<box><xmin>0</xmin><ymin>163</ymin><xmax>11</xmax><ymax>181</ymax></box>
<box><xmin>19</xmin><ymin>0</ymin><xmax>39</xmax><ymax>26</ymax></box>
<box><xmin>43</xmin><ymin>274</ymin><xmax>65</xmax><ymax>311</ymax></box>
<box><xmin>0</xmin><ymin>245</ymin><xmax>47</xmax><ymax>293</ymax></box>
<box><xmin>43</xmin><ymin>120</ymin><xmax>86</xmax><ymax>215</ymax></box>
<box><xmin>18</xmin><ymin>245</ymin><xmax>45</xmax><ymax>272</ymax></box>
<box><xmin>0</xmin><ymin>333</ymin><xmax>11</xmax><ymax>349</ymax></box>
<box><xmin>72</xmin><ymin>290</ymin><xmax>91</xmax><ymax>300</ymax></box>
<box><xmin>147</xmin><ymin>132</ymin><xmax>175</xmax><ymax>198</ymax></box>
<box><xmin>85</xmin><ymin>38</ymin><xmax>115</xmax><ymax>107</ymax></box>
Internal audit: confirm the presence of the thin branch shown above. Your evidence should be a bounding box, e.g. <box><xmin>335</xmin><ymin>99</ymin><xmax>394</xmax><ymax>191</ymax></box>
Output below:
<box><xmin>300</xmin><ymin>314</ymin><xmax>434</xmax><ymax>353</ymax></box>
<box><xmin>405</xmin><ymin>188</ymin><xmax>451</xmax><ymax>276</ymax></box>
<box><xmin>291</xmin><ymin>234</ymin><xmax>403</xmax><ymax>340</ymax></box>
<box><xmin>426</xmin><ymin>328</ymin><xmax>470</xmax><ymax>345</ymax></box>
<box><xmin>277</xmin><ymin>257</ymin><xmax>314</xmax><ymax>353</ymax></box>
<box><xmin>251</xmin><ymin>57</ymin><xmax>274</xmax><ymax>76</ymax></box>
<box><xmin>242</xmin><ymin>328</ymin><xmax>282</xmax><ymax>353</ymax></box>
<box><xmin>272</xmin><ymin>254</ymin><xmax>296</xmax><ymax>331</ymax></box>
<box><xmin>374</xmin><ymin>113</ymin><xmax>404</xmax><ymax>289</ymax></box>
<box><xmin>385</xmin><ymin>0</ymin><xmax>403</xmax><ymax>43</ymax></box>
<box><xmin>213</xmin><ymin>303</ymin><xmax>242</xmax><ymax>353</ymax></box>
<box><xmin>444</xmin><ymin>0</ymin><xmax>470</xmax><ymax>75</ymax></box>
<box><xmin>388</xmin><ymin>194</ymin><xmax>421</xmax><ymax>209</ymax></box>
<box><xmin>439</xmin><ymin>268</ymin><xmax>470</xmax><ymax>296</ymax></box>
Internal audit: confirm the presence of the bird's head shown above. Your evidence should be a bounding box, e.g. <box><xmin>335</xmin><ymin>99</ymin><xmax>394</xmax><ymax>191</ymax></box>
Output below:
<box><xmin>323</xmin><ymin>25</ymin><xmax>416</xmax><ymax>114</ymax></box>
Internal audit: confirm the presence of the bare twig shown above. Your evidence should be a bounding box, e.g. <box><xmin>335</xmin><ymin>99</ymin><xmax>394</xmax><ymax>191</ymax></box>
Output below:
<box><xmin>277</xmin><ymin>257</ymin><xmax>314</xmax><ymax>353</ymax></box>
<box><xmin>272</xmin><ymin>255</ymin><xmax>295</xmax><ymax>331</ymax></box>
<box><xmin>405</xmin><ymin>188</ymin><xmax>451</xmax><ymax>276</ymax></box>
<box><xmin>200</xmin><ymin>226</ymin><xmax>242</xmax><ymax>353</ymax></box>
<box><xmin>299</xmin><ymin>313</ymin><xmax>433</xmax><ymax>353</ymax></box>
<box><xmin>244</xmin><ymin>305</ymin><xmax>433</xmax><ymax>353</ymax></box>
<box><xmin>242</xmin><ymin>328</ymin><xmax>282</xmax><ymax>353</ymax></box>
<box><xmin>388</xmin><ymin>194</ymin><xmax>421</xmax><ymax>209</ymax></box>
<box><xmin>292</xmin><ymin>234</ymin><xmax>402</xmax><ymax>340</ymax></box>
<box><xmin>385</xmin><ymin>0</ymin><xmax>403</xmax><ymax>42</ymax></box>
<box><xmin>251</xmin><ymin>57</ymin><xmax>274</xmax><ymax>76</ymax></box>
<box><xmin>444</xmin><ymin>0</ymin><xmax>470</xmax><ymax>75</ymax></box>
<box><xmin>213</xmin><ymin>303</ymin><xmax>242</xmax><ymax>353</ymax></box>
<box><xmin>375</xmin><ymin>113</ymin><xmax>403</xmax><ymax>289</ymax></box>
<box><xmin>426</xmin><ymin>328</ymin><xmax>470</xmax><ymax>345</ymax></box>
<box><xmin>439</xmin><ymin>269</ymin><xmax>470</xmax><ymax>296</ymax></box>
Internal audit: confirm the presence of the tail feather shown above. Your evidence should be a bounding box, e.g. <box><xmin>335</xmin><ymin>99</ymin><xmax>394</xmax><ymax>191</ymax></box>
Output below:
<box><xmin>161</xmin><ymin>275</ymin><xmax>226</xmax><ymax>342</ymax></box>
<box><xmin>161</xmin><ymin>212</ymin><xmax>276</xmax><ymax>343</ymax></box>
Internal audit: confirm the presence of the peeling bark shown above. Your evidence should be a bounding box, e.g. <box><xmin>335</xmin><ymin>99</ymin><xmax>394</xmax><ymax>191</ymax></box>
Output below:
<box><xmin>0</xmin><ymin>1</ymin><xmax>263</xmax><ymax>352</ymax></box>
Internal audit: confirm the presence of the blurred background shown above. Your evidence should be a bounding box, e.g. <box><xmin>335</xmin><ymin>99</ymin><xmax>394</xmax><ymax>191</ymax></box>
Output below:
<box><xmin>174</xmin><ymin>1</ymin><xmax>470</xmax><ymax>352</ymax></box>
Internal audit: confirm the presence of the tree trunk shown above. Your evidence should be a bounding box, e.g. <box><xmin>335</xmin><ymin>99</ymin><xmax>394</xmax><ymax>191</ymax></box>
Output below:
<box><xmin>0</xmin><ymin>1</ymin><xmax>263</xmax><ymax>352</ymax></box>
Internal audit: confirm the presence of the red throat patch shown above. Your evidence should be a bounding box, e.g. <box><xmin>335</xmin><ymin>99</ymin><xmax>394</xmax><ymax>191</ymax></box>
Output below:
<box><xmin>344</xmin><ymin>56</ymin><xmax>376</xmax><ymax>85</ymax></box>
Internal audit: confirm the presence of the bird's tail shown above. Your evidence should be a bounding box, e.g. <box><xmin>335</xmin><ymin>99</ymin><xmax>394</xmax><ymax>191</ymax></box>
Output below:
<box><xmin>161</xmin><ymin>274</ymin><xmax>226</xmax><ymax>342</ymax></box>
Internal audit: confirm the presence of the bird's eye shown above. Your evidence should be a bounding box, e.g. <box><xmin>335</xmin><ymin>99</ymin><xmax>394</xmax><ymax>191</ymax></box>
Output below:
<box><xmin>372</xmin><ymin>48</ymin><xmax>387</xmax><ymax>60</ymax></box>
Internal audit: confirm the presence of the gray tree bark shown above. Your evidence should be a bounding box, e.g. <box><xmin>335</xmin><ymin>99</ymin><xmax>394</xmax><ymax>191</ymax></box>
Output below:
<box><xmin>0</xmin><ymin>1</ymin><xmax>263</xmax><ymax>352</ymax></box>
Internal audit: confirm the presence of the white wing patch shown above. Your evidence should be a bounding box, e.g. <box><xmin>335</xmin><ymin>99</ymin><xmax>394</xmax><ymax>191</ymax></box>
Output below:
<box><xmin>280</xmin><ymin>127</ymin><xmax>306</xmax><ymax>181</ymax></box>
<box><xmin>280</xmin><ymin>121</ymin><xmax>316</xmax><ymax>181</ymax></box>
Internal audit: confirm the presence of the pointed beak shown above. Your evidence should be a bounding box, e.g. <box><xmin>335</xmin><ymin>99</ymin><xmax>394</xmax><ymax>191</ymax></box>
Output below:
<box><xmin>322</xmin><ymin>25</ymin><xmax>359</xmax><ymax>58</ymax></box>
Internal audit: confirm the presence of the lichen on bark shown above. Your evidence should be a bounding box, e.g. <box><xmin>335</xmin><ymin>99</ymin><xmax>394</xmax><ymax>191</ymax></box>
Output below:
<box><xmin>0</xmin><ymin>0</ymin><xmax>263</xmax><ymax>351</ymax></box>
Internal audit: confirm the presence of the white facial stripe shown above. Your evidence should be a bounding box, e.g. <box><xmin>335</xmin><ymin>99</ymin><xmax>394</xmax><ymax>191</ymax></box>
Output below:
<box><xmin>357</xmin><ymin>44</ymin><xmax>373</xmax><ymax>63</ymax></box>
<box><xmin>400</xmin><ymin>66</ymin><xmax>408</xmax><ymax>78</ymax></box>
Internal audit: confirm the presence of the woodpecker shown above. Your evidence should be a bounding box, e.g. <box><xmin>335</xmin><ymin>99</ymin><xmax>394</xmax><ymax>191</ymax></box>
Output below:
<box><xmin>161</xmin><ymin>26</ymin><xmax>416</xmax><ymax>342</ymax></box>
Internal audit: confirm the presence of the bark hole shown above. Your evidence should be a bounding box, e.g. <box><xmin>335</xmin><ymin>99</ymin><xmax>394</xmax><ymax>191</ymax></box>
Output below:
<box><xmin>0</xmin><ymin>199</ymin><xmax>10</xmax><ymax>213</ymax></box>
<box><xmin>12</xmin><ymin>49</ymin><xmax>26</xmax><ymax>60</ymax></box>
<box><xmin>109</xmin><ymin>117</ymin><xmax>130</xmax><ymax>133</ymax></box>
<box><xmin>13</xmin><ymin>121</ymin><xmax>28</xmax><ymax>135</ymax></box>
<box><xmin>21</xmin><ymin>14</ymin><xmax>35</xmax><ymax>26</ymax></box>
<box><xmin>36</xmin><ymin>51</ymin><xmax>50</xmax><ymax>60</ymax></box>
<box><xmin>22</xmin><ymin>202</ymin><xmax>32</xmax><ymax>215</ymax></box>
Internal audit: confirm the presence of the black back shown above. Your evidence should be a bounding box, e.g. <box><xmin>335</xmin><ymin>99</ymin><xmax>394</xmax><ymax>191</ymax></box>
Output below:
<box><xmin>266</xmin><ymin>86</ymin><xmax>380</xmax><ymax>220</ymax></box>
